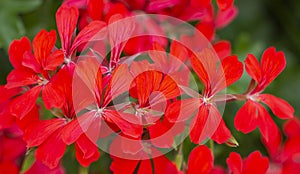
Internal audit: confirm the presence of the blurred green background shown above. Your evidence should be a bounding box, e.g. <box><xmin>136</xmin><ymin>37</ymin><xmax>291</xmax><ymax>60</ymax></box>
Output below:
<box><xmin>0</xmin><ymin>0</ymin><xmax>300</xmax><ymax>172</ymax></box>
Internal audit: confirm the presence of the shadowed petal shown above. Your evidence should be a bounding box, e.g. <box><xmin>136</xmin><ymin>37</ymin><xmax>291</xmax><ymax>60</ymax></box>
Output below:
<box><xmin>187</xmin><ymin>145</ymin><xmax>213</xmax><ymax>174</ymax></box>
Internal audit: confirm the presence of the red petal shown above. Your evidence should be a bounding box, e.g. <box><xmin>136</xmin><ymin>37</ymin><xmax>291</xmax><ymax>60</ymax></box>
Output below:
<box><xmin>213</xmin><ymin>40</ymin><xmax>231</xmax><ymax>60</ymax></box>
<box><xmin>85</xmin><ymin>116</ymin><xmax>102</xmax><ymax>144</ymax></box>
<box><xmin>104</xmin><ymin>110</ymin><xmax>142</xmax><ymax>138</ymax></box>
<box><xmin>0</xmin><ymin>162</ymin><xmax>19</xmax><ymax>174</ymax></box>
<box><xmin>215</xmin><ymin>6</ymin><xmax>238</xmax><ymax>29</ymax></box>
<box><xmin>6</xmin><ymin>69</ymin><xmax>39</xmax><ymax>88</ymax></box>
<box><xmin>281</xmin><ymin>136</ymin><xmax>300</xmax><ymax>162</ymax></box>
<box><xmin>262</xmin><ymin>129</ymin><xmax>282</xmax><ymax>158</ymax></box>
<box><xmin>110</xmin><ymin>156</ymin><xmax>139</xmax><ymax>174</ymax></box>
<box><xmin>16</xmin><ymin>104</ymin><xmax>40</xmax><ymax>131</ymax></box>
<box><xmin>10</xmin><ymin>86</ymin><xmax>42</xmax><ymax>119</ymax></box>
<box><xmin>242</xmin><ymin>151</ymin><xmax>269</xmax><ymax>174</ymax></box>
<box><xmin>1</xmin><ymin>135</ymin><xmax>26</xmax><ymax>161</ymax></box>
<box><xmin>131</xmin><ymin>71</ymin><xmax>163</xmax><ymax>107</ymax></box>
<box><xmin>211</xmin><ymin>117</ymin><xmax>231</xmax><ymax>144</ymax></box>
<box><xmin>165</xmin><ymin>98</ymin><xmax>201</xmax><ymax>122</ymax></box>
<box><xmin>148</xmin><ymin>43</ymin><xmax>169</xmax><ymax>73</ymax></box>
<box><xmin>75</xmin><ymin>134</ymin><xmax>100</xmax><ymax>167</ymax></box>
<box><xmin>8</xmin><ymin>37</ymin><xmax>31</xmax><ymax>69</ymax></box>
<box><xmin>189</xmin><ymin>105</ymin><xmax>208</xmax><ymax>144</ymax></box>
<box><xmin>104</xmin><ymin>64</ymin><xmax>133</xmax><ymax>106</ymax></box>
<box><xmin>149</xmin><ymin>119</ymin><xmax>184</xmax><ymax>148</ymax></box>
<box><xmin>44</xmin><ymin>50</ymin><xmax>64</xmax><ymax>71</ymax></box>
<box><xmin>245</xmin><ymin>54</ymin><xmax>262</xmax><ymax>84</ymax></box>
<box><xmin>24</xmin><ymin>160</ymin><xmax>64</xmax><ymax>174</ymax></box>
<box><xmin>87</xmin><ymin>0</ymin><xmax>103</xmax><ymax>20</ymax></box>
<box><xmin>0</xmin><ymin>85</ymin><xmax>20</xmax><ymax>102</ymax></box>
<box><xmin>122</xmin><ymin>0</ymin><xmax>146</xmax><ymax>10</ymax></box>
<box><xmin>170</xmin><ymin>40</ymin><xmax>189</xmax><ymax>63</ymax></box>
<box><xmin>108</xmin><ymin>14</ymin><xmax>135</xmax><ymax>67</ymax></box>
<box><xmin>70</xmin><ymin>21</ymin><xmax>107</xmax><ymax>55</ymax></box>
<box><xmin>0</xmin><ymin>103</ymin><xmax>15</xmax><ymax>129</ymax></box>
<box><xmin>56</xmin><ymin>5</ymin><xmax>79</xmax><ymax>57</ymax></box>
<box><xmin>259</xmin><ymin>94</ymin><xmax>294</xmax><ymax>119</ymax></box>
<box><xmin>217</xmin><ymin>0</ymin><xmax>233</xmax><ymax>10</ymax></box>
<box><xmin>214</xmin><ymin>55</ymin><xmax>243</xmax><ymax>93</ymax></box>
<box><xmin>62</xmin><ymin>111</ymin><xmax>97</xmax><ymax>145</ymax></box>
<box><xmin>0</xmin><ymin>87</ymin><xmax>21</xmax><ymax>129</ymax></box>
<box><xmin>137</xmin><ymin>159</ymin><xmax>153</xmax><ymax>174</ymax></box>
<box><xmin>49</xmin><ymin>65</ymin><xmax>75</xmax><ymax>116</ymax></box>
<box><xmin>234</xmin><ymin>100</ymin><xmax>258</xmax><ymax>134</ymax></box>
<box><xmin>22</xmin><ymin>51</ymin><xmax>41</xmax><ymax>73</ymax></box>
<box><xmin>105</xmin><ymin>2</ymin><xmax>130</xmax><ymax>21</ymax></box>
<box><xmin>283</xmin><ymin>118</ymin><xmax>300</xmax><ymax>138</ymax></box>
<box><xmin>110</xmin><ymin>135</ymin><xmax>144</xmax><ymax>158</ymax></box>
<box><xmin>190</xmin><ymin>0</ymin><xmax>211</xmax><ymax>9</ymax></box>
<box><xmin>226</xmin><ymin>152</ymin><xmax>242</xmax><ymax>174</ymax></box>
<box><xmin>75</xmin><ymin>57</ymin><xmax>102</xmax><ymax>102</ymax></box>
<box><xmin>260</xmin><ymin>47</ymin><xmax>286</xmax><ymax>89</ymax></box>
<box><xmin>190</xmin><ymin>105</ymin><xmax>230</xmax><ymax>144</ymax></box>
<box><xmin>32</xmin><ymin>30</ymin><xmax>57</xmax><ymax>69</ymax></box>
<box><xmin>187</xmin><ymin>145</ymin><xmax>213</xmax><ymax>174</ymax></box>
<box><xmin>157</xmin><ymin>75</ymin><xmax>181</xmax><ymax>100</ymax></box>
<box><xmin>23</xmin><ymin>118</ymin><xmax>65</xmax><ymax>147</ymax></box>
<box><xmin>63</xmin><ymin>0</ymin><xmax>87</xmax><ymax>8</ymax></box>
<box><xmin>35</xmin><ymin>129</ymin><xmax>66</xmax><ymax>169</ymax></box>
<box><xmin>191</xmin><ymin>48</ymin><xmax>219</xmax><ymax>93</ymax></box>
<box><xmin>282</xmin><ymin>162</ymin><xmax>300</xmax><ymax>174</ymax></box>
<box><xmin>178</xmin><ymin>4</ymin><xmax>212</xmax><ymax>21</ymax></box>
<box><xmin>196</xmin><ymin>22</ymin><xmax>215</xmax><ymax>41</ymax></box>
<box><xmin>146</xmin><ymin>0</ymin><xmax>181</xmax><ymax>12</ymax></box>
<box><xmin>119</xmin><ymin>135</ymin><xmax>143</xmax><ymax>155</ymax></box>
<box><xmin>42</xmin><ymin>81</ymin><xmax>64</xmax><ymax>109</ymax></box>
<box><xmin>256</xmin><ymin>105</ymin><xmax>281</xmax><ymax>143</ymax></box>
<box><xmin>129</xmin><ymin>60</ymin><xmax>153</xmax><ymax>77</ymax></box>
<box><xmin>152</xmin><ymin>151</ymin><xmax>179</xmax><ymax>174</ymax></box>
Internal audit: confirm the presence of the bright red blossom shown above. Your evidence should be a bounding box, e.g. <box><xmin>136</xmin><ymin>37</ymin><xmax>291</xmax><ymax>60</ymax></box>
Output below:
<box><xmin>234</xmin><ymin>47</ymin><xmax>294</xmax><ymax>156</ymax></box>
<box><xmin>279</xmin><ymin>118</ymin><xmax>300</xmax><ymax>174</ymax></box>
<box><xmin>226</xmin><ymin>151</ymin><xmax>269</xmax><ymax>174</ymax></box>
<box><xmin>0</xmin><ymin>1</ymin><xmax>297</xmax><ymax>174</ymax></box>
<box><xmin>166</xmin><ymin>48</ymin><xmax>243</xmax><ymax>144</ymax></box>
<box><xmin>6</xmin><ymin>30</ymin><xmax>64</xmax><ymax>119</ymax></box>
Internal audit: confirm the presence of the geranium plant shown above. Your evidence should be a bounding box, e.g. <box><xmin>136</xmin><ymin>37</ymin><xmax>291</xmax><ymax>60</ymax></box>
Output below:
<box><xmin>0</xmin><ymin>0</ymin><xmax>298</xmax><ymax>174</ymax></box>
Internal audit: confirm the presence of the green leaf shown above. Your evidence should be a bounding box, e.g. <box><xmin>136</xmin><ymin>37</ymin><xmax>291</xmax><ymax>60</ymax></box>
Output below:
<box><xmin>20</xmin><ymin>149</ymin><xmax>35</xmax><ymax>173</ymax></box>
<box><xmin>0</xmin><ymin>0</ymin><xmax>42</xmax><ymax>50</ymax></box>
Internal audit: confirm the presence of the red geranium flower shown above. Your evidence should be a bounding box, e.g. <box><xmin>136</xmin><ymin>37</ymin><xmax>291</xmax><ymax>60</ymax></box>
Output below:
<box><xmin>279</xmin><ymin>118</ymin><xmax>300</xmax><ymax>173</ymax></box>
<box><xmin>6</xmin><ymin>30</ymin><xmax>64</xmax><ymax>119</ymax></box>
<box><xmin>23</xmin><ymin>64</ymin><xmax>100</xmax><ymax>168</ymax></box>
<box><xmin>234</xmin><ymin>47</ymin><xmax>294</xmax><ymax>156</ymax></box>
<box><xmin>110</xmin><ymin>146</ymin><xmax>178</xmax><ymax>174</ymax></box>
<box><xmin>61</xmin><ymin>58</ymin><xmax>142</xmax><ymax>149</ymax></box>
<box><xmin>0</xmin><ymin>128</ymin><xmax>27</xmax><ymax>174</ymax></box>
<box><xmin>24</xmin><ymin>160</ymin><xmax>65</xmax><ymax>174</ymax></box>
<box><xmin>56</xmin><ymin>5</ymin><xmax>106</xmax><ymax>60</ymax></box>
<box><xmin>166</xmin><ymin>48</ymin><xmax>243</xmax><ymax>144</ymax></box>
<box><xmin>113</xmin><ymin>60</ymin><xmax>183</xmax><ymax>152</ymax></box>
<box><xmin>187</xmin><ymin>145</ymin><xmax>214</xmax><ymax>174</ymax></box>
<box><xmin>0</xmin><ymin>86</ymin><xmax>20</xmax><ymax>129</ymax></box>
<box><xmin>226</xmin><ymin>151</ymin><xmax>269</xmax><ymax>174</ymax></box>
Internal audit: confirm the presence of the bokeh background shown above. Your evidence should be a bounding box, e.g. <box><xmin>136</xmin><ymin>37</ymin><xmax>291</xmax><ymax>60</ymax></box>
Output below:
<box><xmin>0</xmin><ymin>0</ymin><xmax>299</xmax><ymax>173</ymax></box>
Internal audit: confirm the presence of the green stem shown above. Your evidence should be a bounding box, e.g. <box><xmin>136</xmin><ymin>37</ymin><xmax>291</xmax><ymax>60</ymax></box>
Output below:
<box><xmin>79</xmin><ymin>166</ymin><xmax>88</xmax><ymax>174</ymax></box>
<box><xmin>209</xmin><ymin>139</ymin><xmax>214</xmax><ymax>152</ymax></box>
<box><xmin>175</xmin><ymin>143</ymin><xmax>184</xmax><ymax>171</ymax></box>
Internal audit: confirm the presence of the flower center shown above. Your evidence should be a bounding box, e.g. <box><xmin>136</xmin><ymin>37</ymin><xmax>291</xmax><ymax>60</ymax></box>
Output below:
<box><xmin>135</xmin><ymin>107</ymin><xmax>149</xmax><ymax>117</ymax></box>
<box><xmin>95</xmin><ymin>108</ymin><xmax>105</xmax><ymax>117</ymax></box>
<box><xmin>37</xmin><ymin>76</ymin><xmax>49</xmax><ymax>86</ymax></box>
<box><xmin>247</xmin><ymin>93</ymin><xmax>260</xmax><ymax>102</ymax></box>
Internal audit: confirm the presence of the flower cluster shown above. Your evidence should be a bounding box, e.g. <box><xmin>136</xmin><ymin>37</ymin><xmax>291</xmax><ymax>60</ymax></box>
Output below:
<box><xmin>0</xmin><ymin>0</ymin><xmax>296</xmax><ymax>174</ymax></box>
